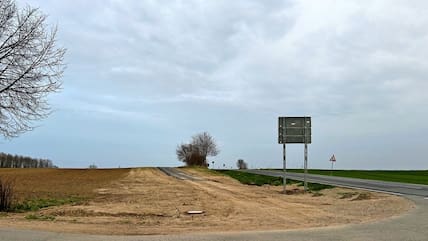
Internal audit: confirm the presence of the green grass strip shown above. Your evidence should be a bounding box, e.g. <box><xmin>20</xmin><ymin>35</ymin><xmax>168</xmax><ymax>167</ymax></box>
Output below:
<box><xmin>285</xmin><ymin>169</ymin><xmax>428</xmax><ymax>185</ymax></box>
<box><xmin>218</xmin><ymin>170</ymin><xmax>333</xmax><ymax>191</ymax></box>
<box><xmin>13</xmin><ymin>197</ymin><xmax>83</xmax><ymax>212</ymax></box>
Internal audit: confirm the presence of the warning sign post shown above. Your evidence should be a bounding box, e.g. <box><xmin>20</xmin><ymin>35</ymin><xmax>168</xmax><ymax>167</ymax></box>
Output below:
<box><xmin>330</xmin><ymin>154</ymin><xmax>336</xmax><ymax>176</ymax></box>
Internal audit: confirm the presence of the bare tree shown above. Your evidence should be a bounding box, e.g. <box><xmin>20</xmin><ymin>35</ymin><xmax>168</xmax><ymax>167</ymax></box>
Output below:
<box><xmin>191</xmin><ymin>132</ymin><xmax>219</xmax><ymax>159</ymax></box>
<box><xmin>176</xmin><ymin>132</ymin><xmax>219</xmax><ymax>166</ymax></box>
<box><xmin>236</xmin><ymin>159</ymin><xmax>247</xmax><ymax>169</ymax></box>
<box><xmin>176</xmin><ymin>144</ymin><xmax>204</xmax><ymax>166</ymax></box>
<box><xmin>0</xmin><ymin>0</ymin><xmax>66</xmax><ymax>138</ymax></box>
<box><xmin>176</xmin><ymin>143</ymin><xmax>193</xmax><ymax>164</ymax></box>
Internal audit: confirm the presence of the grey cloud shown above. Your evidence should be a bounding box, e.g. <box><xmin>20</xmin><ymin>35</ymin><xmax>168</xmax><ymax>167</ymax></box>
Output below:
<box><xmin>58</xmin><ymin>0</ymin><xmax>427</xmax><ymax>120</ymax></box>
<box><xmin>28</xmin><ymin>0</ymin><xmax>428</xmax><ymax>117</ymax></box>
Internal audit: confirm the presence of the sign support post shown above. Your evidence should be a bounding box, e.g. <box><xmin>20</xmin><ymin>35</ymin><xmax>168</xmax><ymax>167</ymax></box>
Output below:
<box><xmin>303</xmin><ymin>117</ymin><xmax>308</xmax><ymax>192</ymax></box>
<box><xmin>278</xmin><ymin>116</ymin><xmax>311</xmax><ymax>194</ymax></box>
<box><xmin>283</xmin><ymin>143</ymin><xmax>287</xmax><ymax>194</ymax></box>
<box><xmin>304</xmin><ymin>142</ymin><xmax>308</xmax><ymax>191</ymax></box>
<box><xmin>329</xmin><ymin>154</ymin><xmax>336</xmax><ymax>176</ymax></box>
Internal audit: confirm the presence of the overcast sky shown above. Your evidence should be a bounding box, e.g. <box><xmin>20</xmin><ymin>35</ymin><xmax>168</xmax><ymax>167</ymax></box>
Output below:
<box><xmin>3</xmin><ymin>0</ymin><xmax>428</xmax><ymax>169</ymax></box>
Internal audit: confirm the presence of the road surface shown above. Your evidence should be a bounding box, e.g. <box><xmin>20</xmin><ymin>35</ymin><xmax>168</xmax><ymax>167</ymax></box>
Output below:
<box><xmin>157</xmin><ymin>167</ymin><xmax>203</xmax><ymax>180</ymax></box>
<box><xmin>241</xmin><ymin>169</ymin><xmax>428</xmax><ymax>197</ymax></box>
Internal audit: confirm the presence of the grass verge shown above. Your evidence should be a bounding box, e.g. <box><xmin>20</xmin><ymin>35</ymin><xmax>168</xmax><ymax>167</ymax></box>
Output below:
<box><xmin>218</xmin><ymin>170</ymin><xmax>333</xmax><ymax>191</ymax></box>
<box><xmin>181</xmin><ymin>166</ymin><xmax>224</xmax><ymax>176</ymax></box>
<box><xmin>12</xmin><ymin>197</ymin><xmax>84</xmax><ymax>212</ymax></box>
<box><xmin>284</xmin><ymin>169</ymin><xmax>428</xmax><ymax>185</ymax></box>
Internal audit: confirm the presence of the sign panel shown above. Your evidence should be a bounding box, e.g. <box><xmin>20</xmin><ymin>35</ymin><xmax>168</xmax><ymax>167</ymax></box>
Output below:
<box><xmin>283</xmin><ymin>135</ymin><xmax>312</xmax><ymax>144</ymax></box>
<box><xmin>278</xmin><ymin>116</ymin><xmax>311</xmax><ymax>144</ymax></box>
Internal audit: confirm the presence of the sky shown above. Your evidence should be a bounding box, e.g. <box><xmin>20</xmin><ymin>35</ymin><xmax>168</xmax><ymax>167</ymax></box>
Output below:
<box><xmin>3</xmin><ymin>0</ymin><xmax>428</xmax><ymax>169</ymax></box>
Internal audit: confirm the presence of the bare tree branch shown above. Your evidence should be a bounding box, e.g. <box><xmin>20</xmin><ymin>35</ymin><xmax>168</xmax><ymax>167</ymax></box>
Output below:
<box><xmin>0</xmin><ymin>0</ymin><xmax>65</xmax><ymax>138</ymax></box>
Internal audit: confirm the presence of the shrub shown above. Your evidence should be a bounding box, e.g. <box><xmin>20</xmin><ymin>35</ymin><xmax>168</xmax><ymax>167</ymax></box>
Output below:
<box><xmin>236</xmin><ymin>159</ymin><xmax>248</xmax><ymax>169</ymax></box>
<box><xmin>0</xmin><ymin>176</ymin><xmax>14</xmax><ymax>211</ymax></box>
<box><xmin>88</xmin><ymin>164</ymin><xmax>97</xmax><ymax>169</ymax></box>
<box><xmin>176</xmin><ymin>132</ymin><xmax>219</xmax><ymax>167</ymax></box>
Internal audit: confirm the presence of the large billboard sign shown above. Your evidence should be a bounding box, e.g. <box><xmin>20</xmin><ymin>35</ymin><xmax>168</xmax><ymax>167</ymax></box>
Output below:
<box><xmin>278</xmin><ymin>117</ymin><xmax>311</xmax><ymax>144</ymax></box>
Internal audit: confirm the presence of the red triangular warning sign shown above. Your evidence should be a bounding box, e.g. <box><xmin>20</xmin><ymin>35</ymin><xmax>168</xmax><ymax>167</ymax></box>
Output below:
<box><xmin>330</xmin><ymin>154</ymin><xmax>336</xmax><ymax>162</ymax></box>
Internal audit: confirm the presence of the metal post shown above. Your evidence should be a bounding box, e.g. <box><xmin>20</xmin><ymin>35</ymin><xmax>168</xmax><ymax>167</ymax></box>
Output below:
<box><xmin>283</xmin><ymin>143</ymin><xmax>287</xmax><ymax>194</ymax></box>
<box><xmin>330</xmin><ymin>161</ymin><xmax>334</xmax><ymax>176</ymax></box>
<box><xmin>304</xmin><ymin>143</ymin><xmax>308</xmax><ymax>192</ymax></box>
<box><xmin>303</xmin><ymin>117</ymin><xmax>308</xmax><ymax>192</ymax></box>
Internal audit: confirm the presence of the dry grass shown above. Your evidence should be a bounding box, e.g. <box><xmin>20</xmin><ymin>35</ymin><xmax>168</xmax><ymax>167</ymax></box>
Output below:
<box><xmin>0</xmin><ymin>168</ymin><xmax>130</xmax><ymax>201</ymax></box>
<box><xmin>0</xmin><ymin>167</ymin><xmax>414</xmax><ymax>235</ymax></box>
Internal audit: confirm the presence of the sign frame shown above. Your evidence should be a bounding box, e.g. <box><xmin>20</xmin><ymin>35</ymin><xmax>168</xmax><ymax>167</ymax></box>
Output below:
<box><xmin>278</xmin><ymin>117</ymin><xmax>311</xmax><ymax>144</ymax></box>
<box><xmin>278</xmin><ymin>116</ymin><xmax>312</xmax><ymax>193</ymax></box>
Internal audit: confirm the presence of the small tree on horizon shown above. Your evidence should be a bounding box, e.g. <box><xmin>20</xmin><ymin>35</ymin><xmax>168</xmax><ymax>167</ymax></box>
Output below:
<box><xmin>88</xmin><ymin>164</ymin><xmax>97</xmax><ymax>169</ymax></box>
<box><xmin>176</xmin><ymin>132</ymin><xmax>219</xmax><ymax>166</ymax></box>
<box><xmin>176</xmin><ymin>144</ymin><xmax>205</xmax><ymax>166</ymax></box>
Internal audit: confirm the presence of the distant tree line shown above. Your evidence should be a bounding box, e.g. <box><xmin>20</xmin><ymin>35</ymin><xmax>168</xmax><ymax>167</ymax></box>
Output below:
<box><xmin>0</xmin><ymin>152</ymin><xmax>55</xmax><ymax>168</ymax></box>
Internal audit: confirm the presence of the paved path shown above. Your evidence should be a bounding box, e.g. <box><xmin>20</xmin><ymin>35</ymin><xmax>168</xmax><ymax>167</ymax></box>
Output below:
<box><xmin>157</xmin><ymin>167</ymin><xmax>203</xmax><ymax>181</ymax></box>
<box><xmin>242</xmin><ymin>169</ymin><xmax>428</xmax><ymax>197</ymax></box>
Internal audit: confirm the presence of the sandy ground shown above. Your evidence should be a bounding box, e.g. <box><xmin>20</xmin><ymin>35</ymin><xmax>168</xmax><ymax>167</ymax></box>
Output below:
<box><xmin>0</xmin><ymin>168</ymin><xmax>413</xmax><ymax>235</ymax></box>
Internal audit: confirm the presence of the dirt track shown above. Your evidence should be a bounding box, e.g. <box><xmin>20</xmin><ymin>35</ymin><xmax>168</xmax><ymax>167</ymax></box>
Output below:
<box><xmin>0</xmin><ymin>168</ymin><xmax>413</xmax><ymax>235</ymax></box>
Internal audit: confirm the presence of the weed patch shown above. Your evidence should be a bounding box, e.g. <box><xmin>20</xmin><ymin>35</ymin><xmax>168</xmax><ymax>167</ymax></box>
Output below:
<box><xmin>309</xmin><ymin>183</ymin><xmax>334</xmax><ymax>191</ymax></box>
<box><xmin>351</xmin><ymin>193</ymin><xmax>372</xmax><ymax>201</ymax></box>
<box><xmin>25</xmin><ymin>214</ymin><xmax>55</xmax><ymax>221</ymax></box>
<box><xmin>13</xmin><ymin>197</ymin><xmax>83</xmax><ymax>212</ymax></box>
<box><xmin>311</xmin><ymin>192</ymin><xmax>323</xmax><ymax>197</ymax></box>
<box><xmin>338</xmin><ymin>192</ymin><xmax>359</xmax><ymax>199</ymax></box>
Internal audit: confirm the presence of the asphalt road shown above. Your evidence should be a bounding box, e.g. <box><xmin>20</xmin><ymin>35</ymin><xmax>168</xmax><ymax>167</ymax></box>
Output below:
<box><xmin>157</xmin><ymin>167</ymin><xmax>203</xmax><ymax>180</ymax></box>
<box><xmin>241</xmin><ymin>169</ymin><xmax>428</xmax><ymax>197</ymax></box>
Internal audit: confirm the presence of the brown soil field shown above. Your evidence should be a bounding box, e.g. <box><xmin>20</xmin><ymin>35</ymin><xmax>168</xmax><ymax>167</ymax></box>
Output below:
<box><xmin>0</xmin><ymin>167</ymin><xmax>414</xmax><ymax>235</ymax></box>
<box><xmin>0</xmin><ymin>168</ymin><xmax>130</xmax><ymax>200</ymax></box>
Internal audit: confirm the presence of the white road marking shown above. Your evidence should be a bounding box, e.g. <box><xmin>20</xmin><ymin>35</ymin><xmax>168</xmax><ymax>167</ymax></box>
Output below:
<box><xmin>424</xmin><ymin>197</ymin><xmax>428</xmax><ymax>200</ymax></box>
